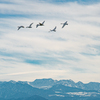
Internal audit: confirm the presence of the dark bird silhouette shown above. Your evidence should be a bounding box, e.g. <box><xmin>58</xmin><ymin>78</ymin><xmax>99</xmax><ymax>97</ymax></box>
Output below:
<box><xmin>17</xmin><ymin>26</ymin><xmax>24</xmax><ymax>30</ymax></box>
<box><xmin>26</xmin><ymin>23</ymin><xmax>33</xmax><ymax>28</ymax></box>
<box><xmin>36</xmin><ymin>21</ymin><xmax>45</xmax><ymax>28</ymax></box>
<box><xmin>61</xmin><ymin>21</ymin><xmax>68</xmax><ymax>28</ymax></box>
<box><xmin>49</xmin><ymin>26</ymin><xmax>57</xmax><ymax>32</ymax></box>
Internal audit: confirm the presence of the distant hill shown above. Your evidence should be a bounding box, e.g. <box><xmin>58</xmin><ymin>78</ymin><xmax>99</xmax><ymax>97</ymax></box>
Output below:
<box><xmin>0</xmin><ymin>78</ymin><xmax>100</xmax><ymax>100</ymax></box>
<box><xmin>0</xmin><ymin>81</ymin><xmax>45</xmax><ymax>99</ymax></box>
<box><xmin>8</xmin><ymin>95</ymin><xmax>48</xmax><ymax>100</ymax></box>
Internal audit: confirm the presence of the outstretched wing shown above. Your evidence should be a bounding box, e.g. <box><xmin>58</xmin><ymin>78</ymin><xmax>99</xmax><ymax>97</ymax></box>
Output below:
<box><xmin>52</xmin><ymin>26</ymin><xmax>56</xmax><ymax>32</ymax></box>
<box><xmin>65</xmin><ymin>21</ymin><xmax>68</xmax><ymax>25</ymax></box>
<box><xmin>62</xmin><ymin>24</ymin><xmax>65</xmax><ymax>28</ymax></box>
<box><xmin>53</xmin><ymin>26</ymin><xmax>56</xmax><ymax>30</ymax></box>
<box><xmin>17</xmin><ymin>26</ymin><xmax>24</xmax><ymax>30</ymax></box>
<box><xmin>36</xmin><ymin>24</ymin><xmax>39</xmax><ymax>28</ymax></box>
<box><xmin>42</xmin><ymin>21</ymin><xmax>45</xmax><ymax>25</ymax></box>
<box><xmin>29</xmin><ymin>23</ymin><xmax>33</xmax><ymax>27</ymax></box>
<box><xmin>17</xmin><ymin>26</ymin><xmax>20</xmax><ymax>30</ymax></box>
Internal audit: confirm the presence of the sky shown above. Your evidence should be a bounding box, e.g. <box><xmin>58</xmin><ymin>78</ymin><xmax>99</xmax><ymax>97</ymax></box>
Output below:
<box><xmin>0</xmin><ymin>0</ymin><xmax>100</xmax><ymax>83</ymax></box>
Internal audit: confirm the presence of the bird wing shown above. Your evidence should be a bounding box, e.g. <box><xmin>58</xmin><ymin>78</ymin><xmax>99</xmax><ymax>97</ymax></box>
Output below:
<box><xmin>62</xmin><ymin>24</ymin><xmax>65</xmax><ymax>28</ymax></box>
<box><xmin>29</xmin><ymin>23</ymin><xmax>33</xmax><ymax>27</ymax></box>
<box><xmin>18</xmin><ymin>26</ymin><xmax>21</xmax><ymax>30</ymax></box>
<box><xmin>18</xmin><ymin>26</ymin><xmax>24</xmax><ymax>30</ymax></box>
<box><xmin>36</xmin><ymin>24</ymin><xmax>39</xmax><ymax>28</ymax></box>
<box><xmin>21</xmin><ymin>26</ymin><xmax>24</xmax><ymax>28</ymax></box>
<box><xmin>51</xmin><ymin>27</ymin><xmax>56</xmax><ymax>31</ymax></box>
<box><xmin>42</xmin><ymin>21</ymin><xmax>45</xmax><ymax>25</ymax></box>
<box><xmin>65</xmin><ymin>21</ymin><xmax>68</xmax><ymax>25</ymax></box>
<box><xmin>54</xmin><ymin>26</ymin><xmax>56</xmax><ymax>30</ymax></box>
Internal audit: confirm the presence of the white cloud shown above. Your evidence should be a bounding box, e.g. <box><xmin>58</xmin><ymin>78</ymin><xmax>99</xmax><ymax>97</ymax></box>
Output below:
<box><xmin>0</xmin><ymin>0</ymin><xmax>100</xmax><ymax>83</ymax></box>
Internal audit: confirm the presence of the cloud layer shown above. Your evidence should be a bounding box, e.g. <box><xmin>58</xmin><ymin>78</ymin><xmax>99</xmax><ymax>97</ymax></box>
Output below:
<box><xmin>0</xmin><ymin>0</ymin><xmax>100</xmax><ymax>83</ymax></box>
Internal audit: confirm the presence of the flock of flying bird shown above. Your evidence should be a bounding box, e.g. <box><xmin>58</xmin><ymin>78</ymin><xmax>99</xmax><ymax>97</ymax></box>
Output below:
<box><xmin>17</xmin><ymin>21</ymin><xmax>68</xmax><ymax>32</ymax></box>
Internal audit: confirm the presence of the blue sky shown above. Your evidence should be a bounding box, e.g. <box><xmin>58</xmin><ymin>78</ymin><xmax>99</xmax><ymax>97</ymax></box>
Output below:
<box><xmin>0</xmin><ymin>0</ymin><xmax>100</xmax><ymax>83</ymax></box>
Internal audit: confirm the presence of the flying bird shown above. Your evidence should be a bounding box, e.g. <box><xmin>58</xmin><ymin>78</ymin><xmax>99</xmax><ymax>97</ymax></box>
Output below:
<box><xmin>17</xmin><ymin>26</ymin><xmax>24</xmax><ymax>30</ymax></box>
<box><xmin>61</xmin><ymin>21</ymin><xmax>68</xmax><ymax>28</ymax></box>
<box><xmin>26</xmin><ymin>23</ymin><xmax>33</xmax><ymax>28</ymax></box>
<box><xmin>49</xmin><ymin>26</ymin><xmax>57</xmax><ymax>32</ymax></box>
<box><xmin>36</xmin><ymin>21</ymin><xmax>45</xmax><ymax>28</ymax></box>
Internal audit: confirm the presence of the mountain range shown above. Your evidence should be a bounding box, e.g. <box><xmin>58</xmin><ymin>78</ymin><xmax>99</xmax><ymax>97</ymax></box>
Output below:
<box><xmin>29</xmin><ymin>78</ymin><xmax>100</xmax><ymax>91</ymax></box>
<box><xmin>0</xmin><ymin>78</ymin><xmax>100</xmax><ymax>100</ymax></box>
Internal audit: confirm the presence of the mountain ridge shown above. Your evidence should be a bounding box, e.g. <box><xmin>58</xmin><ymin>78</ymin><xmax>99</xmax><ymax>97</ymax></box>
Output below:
<box><xmin>0</xmin><ymin>78</ymin><xmax>100</xmax><ymax>100</ymax></box>
<box><xmin>29</xmin><ymin>78</ymin><xmax>100</xmax><ymax>91</ymax></box>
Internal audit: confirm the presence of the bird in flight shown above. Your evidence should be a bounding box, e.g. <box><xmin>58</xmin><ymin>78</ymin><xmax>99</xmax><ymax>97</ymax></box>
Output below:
<box><xmin>61</xmin><ymin>21</ymin><xmax>68</xmax><ymax>28</ymax></box>
<box><xmin>26</xmin><ymin>23</ymin><xmax>33</xmax><ymax>28</ymax></box>
<box><xmin>49</xmin><ymin>26</ymin><xmax>57</xmax><ymax>32</ymax></box>
<box><xmin>17</xmin><ymin>26</ymin><xmax>24</xmax><ymax>30</ymax></box>
<box><xmin>36</xmin><ymin>21</ymin><xmax>45</xmax><ymax>28</ymax></box>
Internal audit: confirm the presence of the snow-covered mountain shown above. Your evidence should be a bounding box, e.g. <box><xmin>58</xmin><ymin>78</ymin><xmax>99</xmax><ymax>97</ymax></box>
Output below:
<box><xmin>0</xmin><ymin>78</ymin><xmax>100</xmax><ymax>100</ymax></box>
<box><xmin>29</xmin><ymin>78</ymin><xmax>100</xmax><ymax>92</ymax></box>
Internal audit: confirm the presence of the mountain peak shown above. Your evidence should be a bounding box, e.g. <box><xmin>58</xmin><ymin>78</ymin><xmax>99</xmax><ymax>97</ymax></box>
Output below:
<box><xmin>8</xmin><ymin>80</ymin><xmax>16</xmax><ymax>84</ymax></box>
<box><xmin>77</xmin><ymin>81</ymin><xmax>84</xmax><ymax>84</ymax></box>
